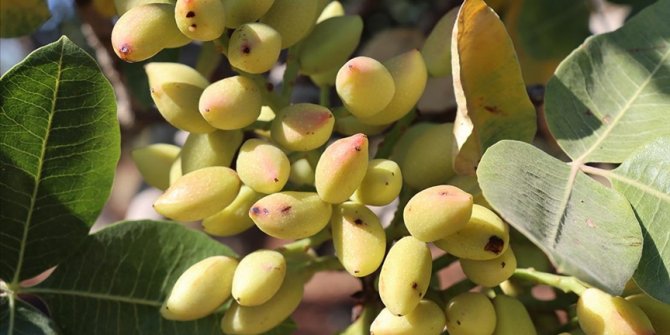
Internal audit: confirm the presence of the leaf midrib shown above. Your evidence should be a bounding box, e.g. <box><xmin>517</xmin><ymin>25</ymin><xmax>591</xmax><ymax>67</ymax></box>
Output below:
<box><xmin>610</xmin><ymin>169</ymin><xmax>670</xmax><ymax>203</ymax></box>
<box><xmin>21</xmin><ymin>287</ymin><xmax>162</xmax><ymax>307</ymax></box>
<box><xmin>11</xmin><ymin>41</ymin><xmax>64</xmax><ymax>285</ymax></box>
<box><xmin>549</xmin><ymin>43</ymin><xmax>670</xmax><ymax>248</ymax></box>
<box><xmin>574</xmin><ymin>44</ymin><xmax>670</xmax><ymax>164</ymax></box>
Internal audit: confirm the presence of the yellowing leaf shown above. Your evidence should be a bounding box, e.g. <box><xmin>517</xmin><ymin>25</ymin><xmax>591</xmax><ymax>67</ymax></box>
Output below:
<box><xmin>451</xmin><ymin>0</ymin><xmax>536</xmax><ymax>175</ymax></box>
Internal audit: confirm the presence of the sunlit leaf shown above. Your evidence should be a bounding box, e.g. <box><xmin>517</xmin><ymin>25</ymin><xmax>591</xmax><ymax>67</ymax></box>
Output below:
<box><xmin>451</xmin><ymin>0</ymin><xmax>536</xmax><ymax>175</ymax></box>
<box><xmin>0</xmin><ymin>37</ymin><xmax>119</xmax><ymax>283</ymax></box>
<box><xmin>29</xmin><ymin>220</ymin><xmax>236</xmax><ymax>335</ymax></box>
<box><xmin>478</xmin><ymin>140</ymin><xmax>642</xmax><ymax>294</ymax></box>
<box><xmin>611</xmin><ymin>137</ymin><xmax>670</xmax><ymax>303</ymax></box>
<box><xmin>545</xmin><ymin>0</ymin><xmax>670</xmax><ymax>164</ymax></box>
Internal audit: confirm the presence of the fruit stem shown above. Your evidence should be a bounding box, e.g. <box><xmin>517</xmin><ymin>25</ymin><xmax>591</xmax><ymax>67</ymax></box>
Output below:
<box><xmin>280</xmin><ymin>46</ymin><xmax>301</xmax><ymax>107</ymax></box>
<box><xmin>384</xmin><ymin>187</ymin><xmax>413</xmax><ymax>242</ymax></box>
<box><xmin>304</xmin><ymin>255</ymin><xmax>343</xmax><ymax>275</ymax></box>
<box><xmin>336</xmin><ymin>303</ymin><xmax>379</xmax><ymax>335</ymax></box>
<box><xmin>441</xmin><ymin>279</ymin><xmax>477</xmax><ymax>302</ymax></box>
<box><xmin>195</xmin><ymin>41</ymin><xmax>221</xmax><ymax>79</ymax></box>
<box><xmin>319</xmin><ymin>86</ymin><xmax>330</xmax><ymax>107</ymax></box>
<box><xmin>374</xmin><ymin>110</ymin><xmax>416</xmax><ymax>159</ymax></box>
<box><xmin>512</xmin><ymin>268</ymin><xmax>588</xmax><ymax>295</ymax></box>
<box><xmin>432</xmin><ymin>253</ymin><xmax>457</xmax><ymax>271</ymax></box>
<box><xmin>7</xmin><ymin>289</ymin><xmax>16</xmax><ymax>334</ymax></box>
<box><xmin>213</xmin><ymin>32</ymin><xmax>230</xmax><ymax>57</ymax></box>
<box><xmin>278</xmin><ymin>228</ymin><xmax>332</xmax><ymax>254</ymax></box>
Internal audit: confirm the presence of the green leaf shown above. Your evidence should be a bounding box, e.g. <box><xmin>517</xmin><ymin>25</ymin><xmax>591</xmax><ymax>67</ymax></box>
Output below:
<box><xmin>477</xmin><ymin>140</ymin><xmax>643</xmax><ymax>294</ymax></box>
<box><xmin>607</xmin><ymin>0</ymin><xmax>657</xmax><ymax>18</ymax></box>
<box><xmin>517</xmin><ymin>0</ymin><xmax>590</xmax><ymax>60</ymax></box>
<box><xmin>26</xmin><ymin>220</ymin><xmax>236</xmax><ymax>335</ymax></box>
<box><xmin>1</xmin><ymin>297</ymin><xmax>61</xmax><ymax>335</ymax></box>
<box><xmin>0</xmin><ymin>37</ymin><xmax>119</xmax><ymax>283</ymax></box>
<box><xmin>0</xmin><ymin>0</ymin><xmax>50</xmax><ymax>37</ymax></box>
<box><xmin>451</xmin><ymin>0</ymin><xmax>537</xmax><ymax>175</ymax></box>
<box><xmin>610</xmin><ymin>137</ymin><xmax>670</xmax><ymax>303</ymax></box>
<box><xmin>544</xmin><ymin>0</ymin><xmax>670</xmax><ymax>164</ymax></box>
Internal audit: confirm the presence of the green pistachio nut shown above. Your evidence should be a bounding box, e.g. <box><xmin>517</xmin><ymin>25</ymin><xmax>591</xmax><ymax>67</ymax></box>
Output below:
<box><xmin>161</xmin><ymin>256</ymin><xmax>238</xmax><ymax>321</ymax></box>
<box><xmin>180</xmin><ymin>130</ymin><xmax>243</xmax><ymax>174</ymax></box>
<box><xmin>370</xmin><ymin>300</ymin><xmax>446</xmax><ymax>335</ymax></box>
<box><xmin>145</xmin><ymin>62</ymin><xmax>214</xmax><ymax>133</ymax></box>
<box><xmin>336</xmin><ymin>56</ymin><xmax>395</xmax><ymax>118</ymax></box>
<box><xmin>249</xmin><ymin>191</ymin><xmax>332</xmax><ymax>239</ymax></box>
<box><xmin>175</xmin><ymin>0</ymin><xmax>226</xmax><ymax>41</ymax></box>
<box><xmin>236</xmin><ymin>139</ymin><xmax>290</xmax><ymax>194</ymax></box>
<box><xmin>461</xmin><ymin>246</ymin><xmax>517</xmax><ymax>287</ymax></box>
<box><xmin>445</xmin><ymin>292</ymin><xmax>497</xmax><ymax>335</ymax></box>
<box><xmin>153</xmin><ymin>166</ymin><xmax>240</xmax><ymax>222</ymax></box>
<box><xmin>299</xmin><ymin>15</ymin><xmax>363</xmax><ymax>75</ymax></box>
<box><xmin>112</xmin><ymin>3</ymin><xmax>190</xmax><ymax>62</ymax></box>
<box><xmin>379</xmin><ymin>236</ymin><xmax>432</xmax><ymax>316</ymax></box>
<box><xmin>202</xmin><ymin>185</ymin><xmax>263</xmax><ymax>237</ymax></box>
<box><xmin>228</xmin><ymin>23</ymin><xmax>282</xmax><ymax>74</ymax></box>
<box><xmin>232</xmin><ymin>250</ymin><xmax>287</xmax><ymax>306</ymax></box>
<box><xmin>260</xmin><ymin>0</ymin><xmax>320</xmax><ymax>48</ymax></box>
<box><xmin>314</xmin><ymin>133</ymin><xmax>369</xmax><ymax>204</ymax></box>
<box><xmin>403</xmin><ymin>185</ymin><xmax>473</xmax><ymax>242</ymax></box>
<box><xmin>351</xmin><ymin>159</ymin><xmax>403</xmax><ymax>206</ymax></box>
<box><xmin>435</xmin><ymin>204</ymin><xmax>510</xmax><ymax>260</ymax></box>
<box><xmin>131</xmin><ymin>143</ymin><xmax>180</xmax><ymax>190</ymax></box>
<box><xmin>331</xmin><ymin>202</ymin><xmax>386</xmax><ymax>277</ymax></box>
<box><xmin>271</xmin><ymin>103</ymin><xmax>335</xmax><ymax>152</ymax></box>
<box><xmin>358</xmin><ymin>50</ymin><xmax>427</xmax><ymax>125</ymax></box>
<box><xmin>577</xmin><ymin>288</ymin><xmax>655</xmax><ymax>335</ymax></box>
<box><xmin>199</xmin><ymin>75</ymin><xmax>262</xmax><ymax>130</ymax></box>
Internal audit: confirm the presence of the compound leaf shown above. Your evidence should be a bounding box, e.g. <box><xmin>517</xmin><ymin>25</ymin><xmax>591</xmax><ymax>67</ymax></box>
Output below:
<box><xmin>545</xmin><ymin>0</ymin><xmax>670</xmax><ymax>164</ymax></box>
<box><xmin>0</xmin><ymin>37</ymin><xmax>119</xmax><ymax>283</ymax></box>
<box><xmin>611</xmin><ymin>137</ymin><xmax>670</xmax><ymax>303</ymax></box>
<box><xmin>29</xmin><ymin>220</ymin><xmax>236</xmax><ymax>335</ymax></box>
<box><xmin>478</xmin><ymin>140</ymin><xmax>643</xmax><ymax>294</ymax></box>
